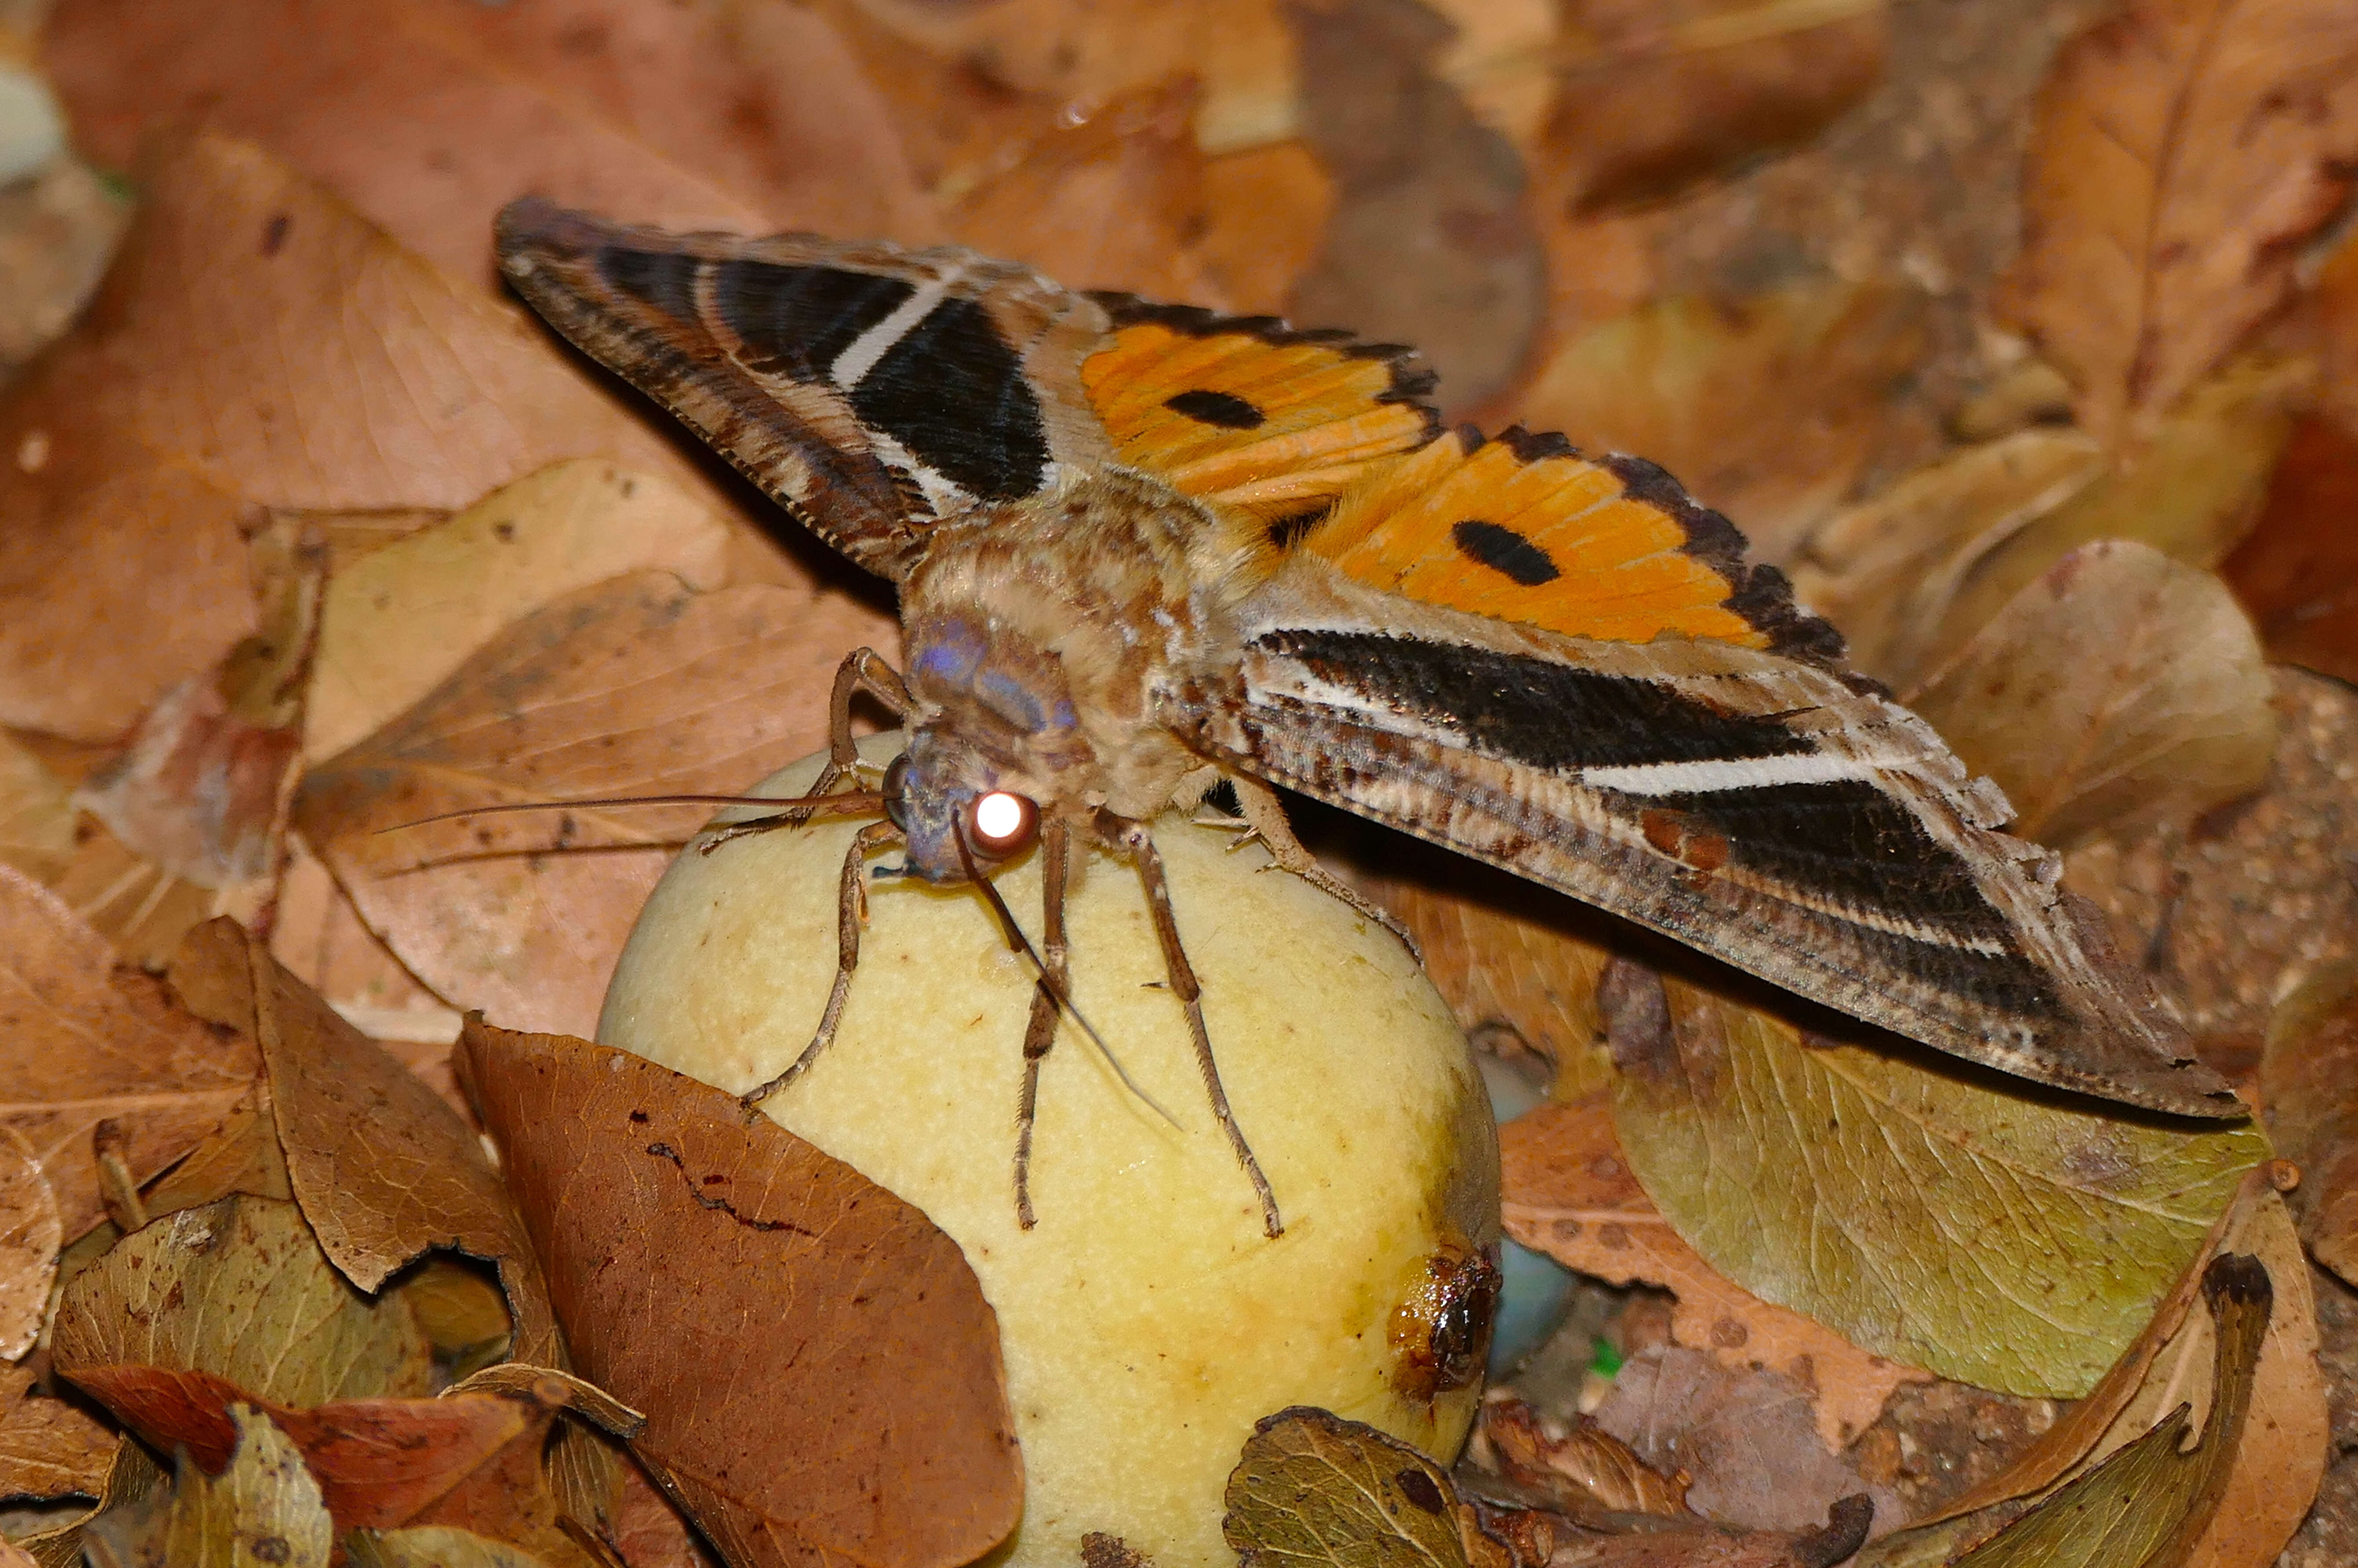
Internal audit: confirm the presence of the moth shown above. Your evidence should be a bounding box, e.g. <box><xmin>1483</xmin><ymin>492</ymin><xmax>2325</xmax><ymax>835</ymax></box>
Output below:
<box><xmin>492</xmin><ymin>197</ymin><xmax>2240</xmax><ymax>1238</ymax></box>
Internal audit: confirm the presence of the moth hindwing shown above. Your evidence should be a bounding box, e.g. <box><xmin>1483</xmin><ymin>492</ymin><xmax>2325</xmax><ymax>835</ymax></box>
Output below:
<box><xmin>495</xmin><ymin>199</ymin><xmax>2242</xmax><ymax>1150</ymax></box>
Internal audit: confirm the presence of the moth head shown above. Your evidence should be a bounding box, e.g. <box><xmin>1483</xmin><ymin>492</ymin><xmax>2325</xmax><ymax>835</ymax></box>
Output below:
<box><xmin>883</xmin><ymin>732</ymin><xmax>1042</xmax><ymax>883</ymax></box>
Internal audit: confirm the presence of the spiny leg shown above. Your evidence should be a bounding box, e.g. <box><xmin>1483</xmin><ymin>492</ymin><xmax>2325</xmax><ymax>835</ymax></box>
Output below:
<box><xmin>1227</xmin><ymin>773</ymin><xmax>1421</xmax><ymax>962</ymax></box>
<box><xmin>741</xmin><ymin>817</ymin><xmax>901</xmax><ymax>1110</ymax></box>
<box><xmin>1013</xmin><ymin>817</ymin><xmax>1071</xmax><ymax>1230</ymax></box>
<box><xmin>1101</xmin><ymin>812</ymin><xmax>1283</xmax><ymax>1239</ymax></box>
<box><xmin>702</xmin><ymin>648</ymin><xmax>913</xmax><ymax>854</ymax></box>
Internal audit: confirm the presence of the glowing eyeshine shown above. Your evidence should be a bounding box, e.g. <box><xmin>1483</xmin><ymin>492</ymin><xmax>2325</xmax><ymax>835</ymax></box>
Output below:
<box><xmin>971</xmin><ymin>790</ymin><xmax>1038</xmax><ymax>852</ymax></box>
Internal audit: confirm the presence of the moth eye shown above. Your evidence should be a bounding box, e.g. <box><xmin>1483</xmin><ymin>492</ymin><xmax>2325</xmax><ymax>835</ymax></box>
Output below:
<box><xmin>882</xmin><ymin>754</ymin><xmax>912</xmax><ymax>834</ymax></box>
<box><xmin>966</xmin><ymin>790</ymin><xmax>1039</xmax><ymax>857</ymax></box>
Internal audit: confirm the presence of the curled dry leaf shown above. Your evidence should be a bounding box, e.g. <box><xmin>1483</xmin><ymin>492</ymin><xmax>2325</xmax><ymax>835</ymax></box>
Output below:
<box><xmin>1500</xmin><ymin>1099</ymin><xmax>1930</xmax><ymax>1449</ymax></box>
<box><xmin>2220</xmin><ymin>412</ymin><xmax>2358</xmax><ymax>688</ymax></box>
<box><xmin>83</xmin><ymin>1403</ymin><xmax>333</xmax><ymax>1568</ymax></box>
<box><xmin>1288</xmin><ymin>0</ymin><xmax>1545</xmax><ymax>413</ymax></box>
<box><xmin>1997</xmin><ymin>0</ymin><xmax>2358</xmax><ymax>444</ymax></box>
<box><xmin>1476</xmin><ymin>1393</ymin><xmax>1693</xmax><ymax>1523</ymax></box>
<box><xmin>136</xmin><ymin>1081</ymin><xmax>294</xmax><ymax>1221</ymax></box>
<box><xmin>1905</xmin><ymin>540</ymin><xmax>2276</xmax><ymax>848</ymax></box>
<box><xmin>0</xmin><ymin>1363</ymin><xmax>118</xmax><ymax>1507</ymax></box>
<box><xmin>2260</xmin><ymin>964</ymin><xmax>2358</xmax><ymax>1285</ymax></box>
<box><xmin>0</xmin><ymin>866</ymin><xmax>256</xmax><ymax>1240</ymax></box>
<box><xmin>294</xmin><ymin>571</ymin><xmax>875</xmax><ymax>1039</ymax></box>
<box><xmin>1592</xmin><ymin>1349</ymin><xmax>1898</xmax><ymax>1536</ymax></box>
<box><xmin>1788</xmin><ymin>428</ymin><xmax>2107</xmax><ymax>688</ymax></box>
<box><xmin>167</xmin><ymin>917</ymin><xmax>558</xmax><ymax>1364</ymax></box>
<box><xmin>51</xmin><ymin>1195</ymin><xmax>433</xmax><ymax>1406</ymax></box>
<box><xmin>459</xmin><ymin>1020</ymin><xmax>1021</xmax><ymax>1568</ymax></box>
<box><xmin>1544</xmin><ymin>0</ymin><xmax>1889</xmax><ymax>215</ymax></box>
<box><xmin>1221</xmin><ymin>1406</ymin><xmax>1479</xmax><ymax>1568</ymax></box>
<box><xmin>44</xmin><ymin>0</ymin><xmax>933</xmax><ymax>292</ymax></box>
<box><xmin>0</xmin><ymin>129</ymin><xmax>773</xmax><ymax>743</ymax></box>
<box><xmin>13</xmin><ymin>1426</ymin><xmax>164</xmax><ymax>1568</ymax></box>
<box><xmin>0</xmin><ymin>1124</ymin><xmax>58</xmax><ymax>1360</ymax></box>
<box><xmin>1512</xmin><ymin>279</ymin><xmax>1931</xmax><ymax>563</ymax></box>
<box><xmin>305</xmin><ymin>460</ymin><xmax>734</xmax><ymax>766</ymax></box>
<box><xmin>2067</xmin><ymin>666</ymin><xmax>2358</xmax><ymax>1050</ymax></box>
<box><xmin>1603</xmin><ymin>964</ymin><xmax>2270</xmax><ymax>1397</ymax></box>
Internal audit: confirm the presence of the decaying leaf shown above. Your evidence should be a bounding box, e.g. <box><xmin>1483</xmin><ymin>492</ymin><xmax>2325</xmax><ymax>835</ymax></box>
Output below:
<box><xmin>1288</xmin><ymin>0</ymin><xmax>1545</xmax><ymax>413</ymax></box>
<box><xmin>1604</xmin><ymin>964</ymin><xmax>2270</xmax><ymax>1396</ymax></box>
<box><xmin>1997</xmin><ymin>0</ymin><xmax>2358</xmax><ymax>443</ymax></box>
<box><xmin>51</xmin><ymin>1195</ymin><xmax>433</xmax><ymax>1406</ymax></box>
<box><xmin>1512</xmin><ymin>279</ymin><xmax>1931</xmax><ymax>562</ymax></box>
<box><xmin>0</xmin><ymin>1363</ymin><xmax>118</xmax><ymax>1507</ymax></box>
<box><xmin>1786</xmin><ymin>427</ymin><xmax>2105</xmax><ymax>687</ymax></box>
<box><xmin>2221</xmin><ymin>412</ymin><xmax>2358</xmax><ymax>688</ymax></box>
<box><xmin>460</xmin><ymin>1020</ymin><xmax>1021</xmax><ymax>1568</ymax></box>
<box><xmin>0</xmin><ymin>1124</ymin><xmax>57</xmax><ymax>1361</ymax></box>
<box><xmin>0</xmin><ymin>728</ymin><xmax>75</xmax><ymax>884</ymax></box>
<box><xmin>2261</xmin><ymin>964</ymin><xmax>2358</xmax><ymax>1284</ymax></box>
<box><xmin>1905</xmin><ymin>540</ymin><xmax>2276</xmax><ymax>847</ymax></box>
<box><xmin>1475</xmin><ymin>1393</ymin><xmax>1694</xmax><ymax>1522</ymax></box>
<box><xmin>1221</xmin><ymin>1406</ymin><xmax>1476</xmax><ymax>1568</ymax></box>
<box><xmin>1593</xmin><ymin>1349</ymin><xmax>1899</xmax><ymax>1536</ymax></box>
<box><xmin>0</xmin><ymin>866</ymin><xmax>256</xmax><ymax>1240</ymax></box>
<box><xmin>1544</xmin><ymin>0</ymin><xmax>1889</xmax><ymax>215</ymax></box>
<box><xmin>12</xmin><ymin>1416</ymin><xmax>163</xmax><ymax>1568</ymax></box>
<box><xmin>136</xmin><ymin>1082</ymin><xmax>294</xmax><ymax>1220</ymax></box>
<box><xmin>2067</xmin><ymin>666</ymin><xmax>2358</xmax><ymax>1050</ymax></box>
<box><xmin>268</xmin><ymin>835</ymin><xmax>462</xmax><ymax>1057</ymax></box>
<box><xmin>295</xmin><ymin>571</ymin><xmax>871</xmax><ymax>1039</ymax></box>
<box><xmin>1195</xmin><ymin>141</ymin><xmax>1338</xmax><ymax>315</ymax></box>
<box><xmin>1501</xmin><ymin>1099</ymin><xmax>1931</xmax><ymax>1448</ymax></box>
<box><xmin>167</xmin><ymin>918</ymin><xmax>558</xmax><ymax>1365</ymax></box>
<box><xmin>304</xmin><ymin>460</ymin><xmax>735</xmax><ymax>766</ymax></box>
<box><xmin>401</xmin><ymin>1257</ymin><xmax>517</xmax><ymax>1377</ymax></box>
<box><xmin>82</xmin><ymin>1403</ymin><xmax>333</xmax><ymax>1568</ymax></box>
<box><xmin>609</xmin><ymin>1456</ymin><xmax>721</xmax><ymax>1568</ymax></box>
<box><xmin>348</xmin><ymin>1526</ymin><xmax>550</xmax><ymax>1568</ymax></box>
<box><xmin>0</xmin><ymin>129</ymin><xmax>769</xmax><ymax>744</ymax></box>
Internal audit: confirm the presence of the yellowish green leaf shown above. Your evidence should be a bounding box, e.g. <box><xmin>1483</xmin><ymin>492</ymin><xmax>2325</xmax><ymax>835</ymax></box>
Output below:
<box><xmin>1221</xmin><ymin>1406</ymin><xmax>1470</xmax><ymax>1568</ymax></box>
<box><xmin>84</xmin><ymin>1404</ymin><xmax>332</xmax><ymax>1568</ymax></box>
<box><xmin>1607</xmin><ymin>970</ymin><xmax>2271</xmax><ymax>1396</ymax></box>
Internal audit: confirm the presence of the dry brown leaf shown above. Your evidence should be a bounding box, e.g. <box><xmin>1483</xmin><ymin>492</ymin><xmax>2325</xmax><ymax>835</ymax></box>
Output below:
<box><xmin>0</xmin><ymin>1125</ymin><xmax>57</xmax><ymax>1361</ymax></box>
<box><xmin>2067</xmin><ymin>666</ymin><xmax>2358</xmax><ymax>1052</ymax></box>
<box><xmin>1545</xmin><ymin>0</ymin><xmax>1888</xmax><ymax>215</ymax></box>
<box><xmin>1913</xmin><ymin>352</ymin><xmax>2311</xmax><ymax>666</ymax></box>
<box><xmin>294</xmin><ymin>572</ymin><xmax>872</xmax><ymax>1039</ymax></box>
<box><xmin>0</xmin><ymin>1363</ymin><xmax>117</xmax><ymax>1506</ymax></box>
<box><xmin>12</xmin><ymin>1422</ymin><xmax>163</xmax><ymax>1568</ymax></box>
<box><xmin>0</xmin><ymin>127</ymin><xmax>811</xmax><ymax>744</ymax></box>
<box><xmin>1289</xmin><ymin>0</ymin><xmax>1545</xmax><ymax>413</ymax></box>
<box><xmin>136</xmin><ymin>1082</ymin><xmax>295</xmax><ymax>1220</ymax></box>
<box><xmin>1512</xmin><ymin>280</ymin><xmax>1931</xmax><ymax>563</ymax></box>
<box><xmin>610</xmin><ymin>1455</ymin><xmax>721</xmax><ymax>1568</ymax></box>
<box><xmin>1997</xmin><ymin>0</ymin><xmax>2358</xmax><ymax>443</ymax></box>
<box><xmin>1501</xmin><ymin>1099</ymin><xmax>1929</xmax><ymax>1449</ymax></box>
<box><xmin>1787</xmin><ymin>429</ymin><xmax>2106</xmax><ymax>688</ymax></box>
<box><xmin>269</xmin><ymin>835</ymin><xmax>462</xmax><ymax>1054</ymax></box>
<box><xmin>2261</xmin><ymin>965</ymin><xmax>2358</xmax><ymax>1286</ymax></box>
<box><xmin>51</xmin><ymin>1195</ymin><xmax>433</xmax><ymax>1406</ymax></box>
<box><xmin>0</xmin><ymin>866</ymin><xmax>256</xmax><ymax>1240</ymax></box>
<box><xmin>167</xmin><ymin>917</ymin><xmax>558</xmax><ymax>1366</ymax></box>
<box><xmin>1475</xmin><ymin>1393</ymin><xmax>1693</xmax><ymax>1522</ymax></box>
<box><xmin>84</xmin><ymin>1402</ymin><xmax>335</xmax><ymax>1568</ymax></box>
<box><xmin>1594</xmin><ymin>1349</ymin><xmax>1899</xmax><ymax>1536</ymax></box>
<box><xmin>306</xmin><ymin>461</ymin><xmax>734</xmax><ymax>766</ymax></box>
<box><xmin>948</xmin><ymin>77</ymin><xmax>1227</xmax><ymax>306</ymax></box>
<box><xmin>1195</xmin><ymin>140</ymin><xmax>1338</xmax><ymax>316</ymax></box>
<box><xmin>460</xmin><ymin>1019</ymin><xmax>1021</xmax><ymax>1568</ymax></box>
<box><xmin>1905</xmin><ymin>541</ymin><xmax>2277</xmax><ymax>848</ymax></box>
<box><xmin>2220</xmin><ymin>413</ymin><xmax>2358</xmax><ymax>688</ymax></box>
<box><xmin>400</xmin><ymin>1257</ymin><xmax>515</xmax><ymax>1375</ymax></box>
<box><xmin>43</xmin><ymin>0</ymin><xmax>934</xmax><ymax>293</ymax></box>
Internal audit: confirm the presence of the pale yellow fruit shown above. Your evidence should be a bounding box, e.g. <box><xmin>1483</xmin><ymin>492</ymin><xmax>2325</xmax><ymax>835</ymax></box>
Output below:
<box><xmin>600</xmin><ymin>735</ymin><xmax>1501</xmax><ymax>1568</ymax></box>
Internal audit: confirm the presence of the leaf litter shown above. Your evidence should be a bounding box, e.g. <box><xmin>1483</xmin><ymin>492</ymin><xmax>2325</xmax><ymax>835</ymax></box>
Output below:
<box><xmin>7</xmin><ymin>0</ymin><xmax>2358</xmax><ymax>1561</ymax></box>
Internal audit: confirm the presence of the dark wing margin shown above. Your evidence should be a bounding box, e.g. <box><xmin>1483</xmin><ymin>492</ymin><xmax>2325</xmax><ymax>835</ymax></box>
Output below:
<box><xmin>1168</xmin><ymin>565</ymin><xmax>2242</xmax><ymax>1119</ymax></box>
<box><xmin>494</xmin><ymin>198</ymin><xmax>1116</xmax><ymax>580</ymax></box>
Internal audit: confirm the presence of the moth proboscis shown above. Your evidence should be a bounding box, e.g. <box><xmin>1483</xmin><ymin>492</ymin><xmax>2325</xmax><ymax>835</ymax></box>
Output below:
<box><xmin>478</xmin><ymin>197</ymin><xmax>2243</xmax><ymax>1240</ymax></box>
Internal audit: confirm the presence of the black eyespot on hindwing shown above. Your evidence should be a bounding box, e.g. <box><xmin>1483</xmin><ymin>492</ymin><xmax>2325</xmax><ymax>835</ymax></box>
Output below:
<box><xmin>1451</xmin><ymin>519</ymin><xmax>1560</xmax><ymax>586</ymax></box>
<box><xmin>1164</xmin><ymin>388</ymin><xmax>1266</xmax><ymax>429</ymax></box>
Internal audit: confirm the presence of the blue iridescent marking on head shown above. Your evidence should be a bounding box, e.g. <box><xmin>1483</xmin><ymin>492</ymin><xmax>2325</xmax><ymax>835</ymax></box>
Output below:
<box><xmin>976</xmin><ymin>668</ymin><xmax>1050</xmax><ymax>734</ymax></box>
<box><xmin>911</xmin><ymin>622</ymin><xmax>987</xmax><ymax>687</ymax></box>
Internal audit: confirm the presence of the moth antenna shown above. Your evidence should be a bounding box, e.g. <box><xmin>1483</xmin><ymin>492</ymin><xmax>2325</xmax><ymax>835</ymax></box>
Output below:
<box><xmin>374</xmin><ymin>790</ymin><xmax>889</xmax><ymax>835</ymax></box>
<box><xmin>955</xmin><ymin>818</ymin><xmax>1181</xmax><ymax>1129</ymax></box>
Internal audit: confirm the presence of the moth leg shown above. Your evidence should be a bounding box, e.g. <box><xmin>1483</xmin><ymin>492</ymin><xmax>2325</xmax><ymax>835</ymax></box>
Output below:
<box><xmin>741</xmin><ymin>817</ymin><xmax>901</xmax><ymax>1110</ymax></box>
<box><xmin>1102</xmin><ymin>812</ymin><xmax>1284</xmax><ymax>1239</ymax></box>
<box><xmin>1226</xmin><ymin>774</ymin><xmax>1421</xmax><ymax>962</ymax></box>
<box><xmin>700</xmin><ymin>649</ymin><xmax>912</xmax><ymax>853</ymax></box>
<box><xmin>1013</xmin><ymin>817</ymin><xmax>1072</xmax><ymax>1230</ymax></box>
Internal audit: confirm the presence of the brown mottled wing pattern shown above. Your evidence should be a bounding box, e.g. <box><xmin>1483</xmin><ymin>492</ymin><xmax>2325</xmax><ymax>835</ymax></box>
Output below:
<box><xmin>1167</xmin><ymin>554</ymin><xmax>2239</xmax><ymax>1119</ymax></box>
<box><xmin>495</xmin><ymin>198</ymin><xmax>1115</xmax><ymax>580</ymax></box>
